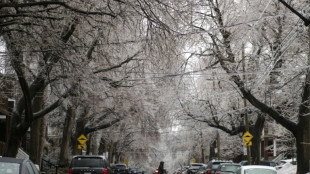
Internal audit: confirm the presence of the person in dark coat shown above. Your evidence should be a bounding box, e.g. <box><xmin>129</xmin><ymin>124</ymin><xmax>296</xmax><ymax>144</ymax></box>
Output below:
<box><xmin>158</xmin><ymin>161</ymin><xmax>165</xmax><ymax>174</ymax></box>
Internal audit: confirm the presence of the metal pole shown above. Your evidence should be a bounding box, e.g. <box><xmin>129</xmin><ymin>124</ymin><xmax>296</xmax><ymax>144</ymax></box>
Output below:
<box><xmin>200</xmin><ymin>130</ymin><xmax>205</xmax><ymax>163</ymax></box>
<box><xmin>242</xmin><ymin>43</ymin><xmax>251</xmax><ymax>165</ymax></box>
<box><xmin>217</xmin><ymin>131</ymin><xmax>221</xmax><ymax>160</ymax></box>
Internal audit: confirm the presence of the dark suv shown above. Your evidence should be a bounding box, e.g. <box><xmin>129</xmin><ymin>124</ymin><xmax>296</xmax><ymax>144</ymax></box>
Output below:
<box><xmin>69</xmin><ymin>155</ymin><xmax>110</xmax><ymax>174</ymax></box>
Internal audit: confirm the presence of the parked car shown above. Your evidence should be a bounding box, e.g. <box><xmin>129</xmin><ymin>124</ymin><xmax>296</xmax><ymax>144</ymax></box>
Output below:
<box><xmin>129</xmin><ymin>167</ymin><xmax>138</xmax><ymax>174</ymax></box>
<box><xmin>236</xmin><ymin>165</ymin><xmax>278</xmax><ymax>174</ymax></box>
<box><xmin>239</xmin><ymin>161</ymin><xmax>247</xmax><ymax>166</ymax></box>
<box><xmin>206</xmin><ymin>160</ymin><xmax>233</xmax><ymax>174</ymax></box>
<box><xmin>69</xmin><ymin>155</ymin><xmax>110</xmax><ymax>174</ymax></box>
<box><xmin>181</xmin><ymin>166</ymin><xmax>190</xmax><ymax>174</ymax></box>
<box><xmin>215</xmin><ymin>163</ymin><xmax>241</xmax><ymax>174</ymax></box>
<box><xmin>129</xmin><ymin>167</ymin><xmax>144</xmax><ymax>174</ymax></box>
<box><xmin>196</xmin><ymin>165</ymin><xmax>208</xmax><ymax>174</ymax></box>
<box><xmin>276</xmin><ymin>159</ymin><xmax>296</xmax><ymax>170</ymax></box>
<box><xmin>0</xmin><ymin>156</ymin><xmax>40</xmax><ymax>174</ymax></box>
<box><xmin>239</xmin><ymin>160</ymin><xmax>276</xmax><ymax>168</ymax></box>
<box><xmin>187</xmin><ymin>163</ymin><xmax>206</xmax><ymax>174</ymax></box>
<box><xmin>259</xmin><ymin>161</ymin><xmax>277</xmax><ymax>168</ymax></box>
<box><xmin>112</xmin><ymin>164</ymin><xmax>129</xmax><ymax>174</ymax></box>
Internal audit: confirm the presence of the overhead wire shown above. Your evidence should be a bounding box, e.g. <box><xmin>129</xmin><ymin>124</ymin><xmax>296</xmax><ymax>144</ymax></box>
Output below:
<box><xmin>253</xmin><ymin>19</ymin><xmax>302</xmax><ymax>88</ymax></box>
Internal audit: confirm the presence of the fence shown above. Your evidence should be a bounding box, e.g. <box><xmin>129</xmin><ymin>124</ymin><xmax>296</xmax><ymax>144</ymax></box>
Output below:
<box><xmin>41</xmin><ymin>158</ymin><xmax>58</xmax><ymax>174</ymax></box>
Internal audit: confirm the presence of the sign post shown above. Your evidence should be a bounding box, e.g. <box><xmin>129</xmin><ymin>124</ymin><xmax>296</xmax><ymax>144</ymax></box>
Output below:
<box><xmin>77</xmin><ymin>134</ymin><xmax>88</xmax><ymax>154</ymax></box>
<box><xmin>242</xmin><ymin>131</ymin><xmax>253</xmax><ymax>164</ymax></box>
<box><xmin>191</xmin><ymin>158</ymin><xmax>196</xmax><ymax>163</ymax></box>
<box><xmin>124</xmin><ymin>159</ymin><xmax>129</xmax><ymax>165</ymax></box>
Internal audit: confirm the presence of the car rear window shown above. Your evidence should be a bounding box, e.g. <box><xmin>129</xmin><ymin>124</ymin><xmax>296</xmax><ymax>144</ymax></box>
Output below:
<box><xmin>220</xmin><ymin>165</ymin><xmax>239</xmax><ymax>172</ymax></box>
<box><xmin>0</xmin><ymin>162</ymin><xmax>20</xmax><ymax>174</ymax></box>
<box><xmin>211</xmin><ymin>164</ymin><xmax>220</xmax><ymax>169</ymax></box>
<box><xmin>71</xmin><ymin>157</ymin><xmax>104</xmax><ymax>167</ymax></box>
<box><xmin>116</xmin><ymin>165</ymin><xmax>127</xmax><ymax>169</ymax></box>
<box><xmin>244</xmin><ymin>168</ymin><xmax>276</xmax><ymax>174</ymax></box>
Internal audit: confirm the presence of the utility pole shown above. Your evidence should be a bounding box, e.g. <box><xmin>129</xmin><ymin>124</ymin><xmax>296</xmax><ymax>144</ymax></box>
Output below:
<box><xmin>242</xmin><ymin>43</ymin><xmax>251</xmax><ymax>165</ymax></box>
<box><xmin>200</xmin><ymin>130</ymin><xmax>205</xmax><ymax>163</ymax></box>
<box><xmin>216</xmin><ymin>131</ymin><xmax>221</xmax><ymax>160</ymax></box>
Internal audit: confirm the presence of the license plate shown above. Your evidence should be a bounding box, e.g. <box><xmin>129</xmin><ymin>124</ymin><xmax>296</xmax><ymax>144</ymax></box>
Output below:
<box><xmin>84</xmin><ymin>172</ymin><xmax>91</xmax><ymax>174</ymax></box>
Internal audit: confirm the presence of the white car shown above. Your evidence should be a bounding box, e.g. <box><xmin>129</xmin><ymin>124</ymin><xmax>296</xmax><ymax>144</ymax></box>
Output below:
<box><xmin>276</xmin><ymin>159</ymin><xmax>296</xmax><ymax>170</ymax></box>
<box><xmin>237</xmin><ymin>165</ymin><xmax>278</xmax><ymax>174</ymax></box>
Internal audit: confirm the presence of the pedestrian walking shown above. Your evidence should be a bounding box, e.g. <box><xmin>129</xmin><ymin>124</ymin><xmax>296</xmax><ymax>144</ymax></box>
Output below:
<box><xmin>158</xmin><ymin>161</ymin><xmax>165</xmax><ymax>174</ymax></box>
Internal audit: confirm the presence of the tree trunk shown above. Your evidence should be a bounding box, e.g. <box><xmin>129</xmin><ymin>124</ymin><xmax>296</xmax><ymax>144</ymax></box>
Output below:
<box><xmin>72</xmin><ymin>116</ymin><xmax>86</xmax><ymax>155</ymax></box>
<box><xmin>39</xmin><ymin>117</ymin><xmax>46</xmax><ymax>166</ymax></box>
<box><xmin>71</xmin><ymin>107</ymin><xmax>90</xmax><ymax>155</ymax></box>
<box><xmin>98</xmin><ymin>138</ymin><xmax>106</xmax><ymax>155</ymax></box>
<box><xmin>59</xmin><ymin>106</ymin><xmax>76</xmax><ymax>167</ymax></box>
<box><xmin>294</xmin><ymin>26</ymin><xmax>310</xmax><ymax>174</ymax></box>
<box><xmin>91</xmin><ymin>133</ymin><xmax>99</xmax><ymax>155</ymax></box>
<box><xmin>30</xmin><ymin>94</ymin><xmax>44</xmax><ymax>166</ymax></box>
<box><xmin>86</xmin><ymin>133</ymin><xmax>92</xmax><ymax>155</ymax></box>
<box><xmin>4</xmin><ymin>114</ymin><xmax>24</xmax><ymax>157</ymax></box>
<box><xmin>250</xmin><ymin>115</ymin><xmax>265</xmax><ymax>165</ymax></box>
<box><xmin>296</xmin><ymin>110</ymin><xmax>310</xmax><ymax>173</ymax></box>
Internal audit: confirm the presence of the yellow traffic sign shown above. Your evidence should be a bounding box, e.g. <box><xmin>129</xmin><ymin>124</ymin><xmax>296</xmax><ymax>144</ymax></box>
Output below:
<box><xmin>192</xmin><ymin>158</ymin><xmax>196</xmax><ymax>163</ymax></box>
<box><xmin>77</xmin><ymin>134</ymin><xmax>88</xmax><ymax>145</ymax></box>
<box><xmin>243</xmin><ymin>141</ymin><xmax>252</xmax><ymax>146</ymax></box>
<box><xmin>242</xmin><ymin>131</ymin><xmax>253</xmax><ymax>142</ymax></box>
<box><xmin>124</xmin><ymin>159</ymin><xmax>128</xmax><ymax>165</ymax></box>
<box><xmin>78</xmin><ymin>144</ymin><xmax>86</xmax><ymax>150</ymax></box>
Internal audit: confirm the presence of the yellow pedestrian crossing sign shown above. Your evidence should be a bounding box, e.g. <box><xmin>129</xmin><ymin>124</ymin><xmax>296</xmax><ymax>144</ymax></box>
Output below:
<box><xmin>242</xmin><ymin>131</ymin><xmax>253</xmax><ymax>142</ymax></box>
<box><xmin>78</xmin><ymin>144</ymin><xmax>86</xmax><ymax>150</ymax></box>
<box><xmin>77</xmin><ymin>134</ymin><xmax>88</xmax><ymax>145</ymax></box>
<box><xmin>243</xmin><ymin>141</ymin><xmax>252</xmax><ymax>146</ymax></box>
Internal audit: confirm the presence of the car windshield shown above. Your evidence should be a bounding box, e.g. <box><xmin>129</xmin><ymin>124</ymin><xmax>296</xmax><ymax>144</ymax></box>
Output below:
<box><xmin>269</xmin><ymin>163</ymin><xmax>276</xmax><ymax>167</ymax></box>
<box><xmin>199</xmin><ymin>166</ymin><xmax>206</xmax><ymax>170</ymax></box>
<box><xmin>244</xmin><ymin>168</ymin><xmax>276</xmax><ymax>174</ymax></box>
<box><xmin>0</xmin><ymin>162</ymin><xmax>20</xmax><ymax>174</ymax></box>
<box><xmin>71</xmin><ymin>157</ymin><xmax>104</xmax><ymax>167</ymax></box>
<box><xmin>260</xmin><ymin>161</ymin><xmax>276</xmax><ymax>167</ymax></box>
<box><xmin>191</xmin><ymin>165</ymin><xmax>202</xmax><ymax>169</ymax></box>
<box><xmin>212</xmin><ymin>164</ymin><xmax>220</xmax><ymax>169</ymax></box>
<box><xmin>220</xmin><ymin>165</ymin><xmax>239</xmax><ymax>172</ymax></box>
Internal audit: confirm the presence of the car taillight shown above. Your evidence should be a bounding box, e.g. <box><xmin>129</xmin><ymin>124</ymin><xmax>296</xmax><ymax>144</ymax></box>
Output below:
<box><xmin>104</xmin><ymin>168</ymin><xmax>108</xmax><ymax>174</ymax></box>
<box><xmin>69</xmin><ymin>168</ymin><xmax>72</xmax><ymax>174</ymax></box>
<box><xmin>206</xmin><ymin>170</ymin><xmax>212</xmax><ymax>174</ymax></box>
<box><xmin>155</xmin><ymin>170</ymin><xmax>159</xmax><ymax>173</ymax></box>
<box><xmin>134</xmin><ymin>170</ymin><xmax>137</xmax><ymax>172</ymax></box>
<box><xmin>215</xmin><ymin>172</ymin><xmax>220</xmax><ymax>174</ymax></box>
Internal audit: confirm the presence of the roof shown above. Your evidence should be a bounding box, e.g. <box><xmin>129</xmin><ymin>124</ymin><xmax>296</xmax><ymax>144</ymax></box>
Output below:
<box><xmin>73</xmin><ymin>155</ymin><xmax>107</xmax><ymax>159</ymax></box>
<box><xmin>241</xmin><ymin>165</ymin><xmax>277</xmax><ymax>171</ymax></box>
<box><xmin>219</xmin><ymin>163</ymin><xmax>240</xmax><ymax>166</ymax></box>
<box><xmin>0</xmin><ymin>157</ymin><xmax>26</xmax><ymax>164</ymax></box>
<box><xmin>191</xmin><ymin>163</ymin><xmax>206</xmax><ymax>165</ymax></box>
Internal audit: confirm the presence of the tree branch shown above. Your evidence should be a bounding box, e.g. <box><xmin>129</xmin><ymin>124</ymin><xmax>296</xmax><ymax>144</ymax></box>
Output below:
<box><xmin>93</xmin><ymin>50</ymin><xmax>141</xmax><ymax>74</ymax></box>
<box><xmin>32</xmin><ymin>83</ymin><xmax>78</xmax><ymax>120</ymax></box>
<box><xmin>278</xmin><ymin>0</ymin><xmax>310</xmax><ymax>26</ymax></box>
<box><xmin>84</xmin><ymin>118</ymin><xmax>121</xmax><ymax>135</ymax></box>
<box><xmin>0</xmin><ymin>1</ymin><xmax>116</xmax><ymax>17</ymax></box>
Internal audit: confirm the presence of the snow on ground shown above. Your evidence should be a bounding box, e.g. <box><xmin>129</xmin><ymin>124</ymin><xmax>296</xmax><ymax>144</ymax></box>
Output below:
<box><xmin>278</xmin><ymin>164</ymin><xmax>297</xmax><ymax>174</ymax></box>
